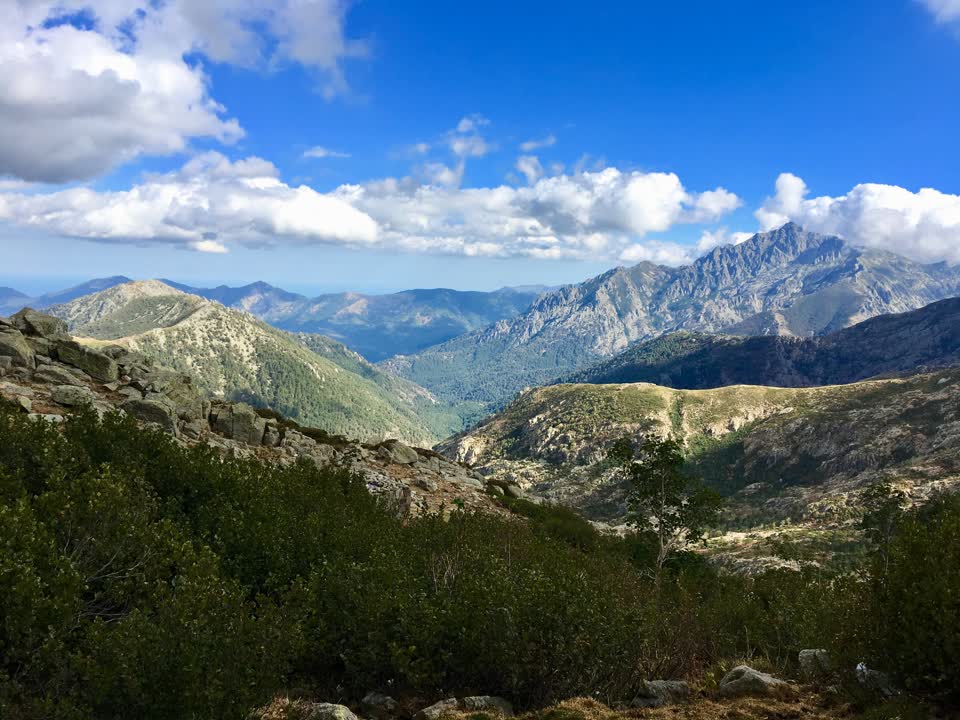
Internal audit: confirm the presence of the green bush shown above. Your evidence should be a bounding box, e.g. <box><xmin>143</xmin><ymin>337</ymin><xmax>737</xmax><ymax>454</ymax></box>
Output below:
<box><xmin>0</xmin><ymin>402</ymin><xmax>955</xmax><ymax>717</ymax></box>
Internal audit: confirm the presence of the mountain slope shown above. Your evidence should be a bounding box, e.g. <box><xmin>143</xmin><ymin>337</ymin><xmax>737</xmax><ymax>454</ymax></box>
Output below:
<box><xmin>569</xmin><ymin>297</ymin><xmax>960</xmax><ymax>388</ymax></box>
<box><xmin>166</xmin><ymin>281</ymin><xmax>546</xmax><ymax>361</ymax></box>
<box><xmin>439</xmin><ymin>372</ymin><xmax>960</xmax><ymax>527</ymax></box>
<box><xmin>386</xmin><ymin>224</ymin><xmax>960</xmax><ymax>409</ymax></box>
<box><xmin>48</xmin><ymin>282</ymin><xmax>458</xmax><ymax>444</ymax></box>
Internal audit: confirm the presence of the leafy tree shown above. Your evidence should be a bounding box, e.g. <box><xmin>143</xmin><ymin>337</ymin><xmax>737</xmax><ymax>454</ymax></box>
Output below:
<box><xmin>609</xmin><ymin>435</ymin><xmax>722</xmax><ymax>583</ymax></box>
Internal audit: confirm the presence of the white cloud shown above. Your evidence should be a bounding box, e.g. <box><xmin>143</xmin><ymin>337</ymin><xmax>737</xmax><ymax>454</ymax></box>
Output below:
<box><xmin>304</xmin><ymin>146</ymin><xmax>351</xmax><ymax>159</ymax></box>
<box><xmin>520</xmin><ymin>134</ymin><xmax>557</xmax><ymax>152</ymax></box>
<box><xmin>516</xmin><ymin>155</ymin><xmax>544</xmax><ymax>185</ymax></box>
<box><xmin>0</xmin><ymin>160</ymin><xmax>740</xmax><ymax>261</ymax></box>
<box><xmin>757</xmin><ymin>172</ymin><xmax>960</xmax><ymax>264</ymax></box>
<box><xmin>0</xmin><ymin>152</ymin><xmax>378</xmax><ymax>250</ymax></box>
<box><xmin>334</xmin><ymin>167</ymin><xmax>741</xmax><ymax>261</ymax></box>
<box><xmin>919</xmin><ymin>0</ymin><xmax>960</xmax><ymax>23</ymax></box>
<box><xmin>1</xmin><ymin>1</ymin><xmax>363</xmax><ymax>183</ymax></box>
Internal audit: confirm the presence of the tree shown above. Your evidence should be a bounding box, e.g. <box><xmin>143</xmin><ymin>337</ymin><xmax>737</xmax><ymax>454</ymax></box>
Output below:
<box><xmin>609</xmin><ymin>435</ymin><xmax>722</xmax><ymax>584</ymax></box>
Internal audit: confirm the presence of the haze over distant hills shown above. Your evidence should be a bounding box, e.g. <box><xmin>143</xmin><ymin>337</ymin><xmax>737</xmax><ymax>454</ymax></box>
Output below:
<box><xmin>46</xmin><ymin>280</ymin><xmax>467</xmax><ymax>444</ymax></box>
<box><xmin>386</xmin><ymin>224</ymin><xmax>960</xmax><ymax>409</ymax></box>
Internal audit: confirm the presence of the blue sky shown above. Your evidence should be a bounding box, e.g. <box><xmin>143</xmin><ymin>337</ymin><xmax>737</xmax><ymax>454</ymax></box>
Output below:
<box><xmin>1</xmin><ymin>0</ymin><xmax>959</xmax><ymax>295</ymax></box>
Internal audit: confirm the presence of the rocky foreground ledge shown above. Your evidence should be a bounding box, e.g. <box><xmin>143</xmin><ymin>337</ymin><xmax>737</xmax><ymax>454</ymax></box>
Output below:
<box><xmin>0</xmin><ymin>308</ymin><xmax>515</xmax><ymax>516</ymax></box>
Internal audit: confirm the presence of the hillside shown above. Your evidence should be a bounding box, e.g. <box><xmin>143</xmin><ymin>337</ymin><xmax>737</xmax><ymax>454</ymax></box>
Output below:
<box><xmin>386</xmin><ymin>223</ymin><xmax>960</xmax><ymax>409</ymax></box>
<box><xmin>568</xmin><ymin>297</ymin><xmax>960</xmax><ymax>388</ymax></box>
<box><xmin>166</xmin><ymin>280</ymin><xmax>546</xmax><ymax>361</ymax></box>
<box><xmin>47</xmin><ymin>282</ymin><xmax>462</xmax><ymax>444</ymax></box>
<box><xmin>439</xmin><ymin>372</ymin><xmax>960</xmax><ymax>527</ymax></box>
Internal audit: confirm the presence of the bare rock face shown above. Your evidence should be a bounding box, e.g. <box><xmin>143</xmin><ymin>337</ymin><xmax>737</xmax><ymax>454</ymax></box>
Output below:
<box><xmin>377</xmin><ymin>438</ymin><xmax>420</xmax><ymax>465</ymax></box>
<box><xmin>0</xmin><ymin>324</ymin><xmax>34</xmax><ymax>368</ymax></box>
<box><xmin>55</xmin><ymin>340</ymin><xmax>118</xmax><ymax>382</ymax></box>
<box><xmin>10</xmin><ymin>308</ymin><xmax>69</xmax><ymax>339</ymax></box>
<box><xmin>121</xmin><ymin>397</ymin><xmax>179</xmax><ymax>435</ymax></box>
<box><xmin>211</xmin><ymin>402</ymin><xmax>266</xmax><ymax>446</ymax></box>
<box><xmin>51</xmin><ymin>384</ymin><xmax>96</xmax><ymax>407</ymax></box>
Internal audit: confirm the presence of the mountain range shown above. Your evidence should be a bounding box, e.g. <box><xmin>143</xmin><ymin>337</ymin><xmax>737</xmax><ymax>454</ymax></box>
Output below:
<box><xmin>384</xmin><ymin>223</ymin><xmax>960</xmax><ymax>409</ymax></box>
<box><xmin>162</xmin><ymin>280</ymin><xmax>547</xmax><ymax>361</ymax></box>
<box><xmin>567</xmin><ymin>296</ymin><xmax>960</xmax><ymax>388</ymax></box>
<box><xmin>0</xmin><ymin>276</ymin><xmax>133</xmax><ymax>315</ymax></box>
<box><xmin>46</xmin><ymin>280</ymin><xmax>467</xmax><ymax>444</ymax></box>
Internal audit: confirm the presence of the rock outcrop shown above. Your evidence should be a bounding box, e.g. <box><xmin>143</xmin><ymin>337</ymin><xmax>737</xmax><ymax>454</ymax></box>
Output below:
<box><xmin>718</xmin><ymin>666</ymin><xmax>792</xmax><ymax>699</ymax></box>
<box><xmin>0</xmin><ymin>311</ymin><xmax>501</xmax><ymax>518</ymax></box>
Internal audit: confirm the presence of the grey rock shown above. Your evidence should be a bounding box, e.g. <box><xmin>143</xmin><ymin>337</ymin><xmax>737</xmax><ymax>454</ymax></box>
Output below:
<box><xmin>378</xmin><ymin>438</ymin><xmax>420</xmax><ymax>464</ymax></box>
<box><xmin>415</xmin><ymin>698</ymin><xmax>459</xmax><ymax>720</ymax></box>
<box><xmin>0</xmin><ymin>326</ymin><xmax>34</xmax><ymax>367</ymax></box>
<box><xmin>798</xmin><ymin>649</ymin><xmax>832</xmax><ymax>678</ymax></box>
<box><xmin>298</xmin><ymin>703</ymin><xmax>359</xmax><ymax>720</ymax></box>
<box><xmin>718</xmin><ymin>665</ymin><xmax>791</xmax><ymax>698</ymax></box>
<box><xmin>211</xmin><ymin>402</ymin><xmax>266</xmax><ymax>445</ymax></box>
<box><xmin>51</xmin><ymin>384</ymin><xmax>95</xmax><ymax>407</ymax></box>
<box><xmin>0</xmin><ymin>356</ymin><xmax>11</xmax><ymax>371</ymax></box>
<box><xmin>117</xmin><ymin>386</ymin><xmax>143</xmax><ymax>400</ymax></box>
<box><xmin>462</xmin><ymin>696</ymin><xmax>514</xmax><ymax>716</ymax></box>
<box><xmin>504</xmin><ymin>483</ymin><xmax>524</xmax><ymax>499</ymax></box>
<box><xmin>452</xmin><ymin>476</ymin><xmax>484</xmax><ymax>489</ymax></box>
<box><xmin>417</xmin><ymin>475</ymin><xmax>439</xmax><ymax>492</ymax></box>
<box><xmin>34</xmin><ymin>365</ymin><xmax>86</xmax><ymax>387</ymax></box>
<box><xmin>121</xmin><ymin>397</ymin><xmax>178</xmax><ymax>434</ymax></box>
<box><xmin>15</xmin><ymin>395</ymin><xmax>32</xmax><ymax>413</ymax></box>
<box><xmin>102</xmin><ymin>380</ymin><xmax>121</xmax><ymax>392</ymax></box>
<box><xmin>856</xmin><ymin>663</ymin><xmax>897</xmax><ymax>698</ymax></box>
<box><xmin>263</xmin><ymin>421</ymin><xmax>281</xmax><ymax>447</ymax></box>
<box><xmin>361</xmin><ymin>692</ymin><xmax>399</xmax><ymax>717</ymax></box>
<box><xmin>25</xmin><ymin>336</ymin><xmax>56</xmax><ymax>357</ymax></box>
<box><xmin>630</xmin><ymin>680</ymin><xmax>690</xmax><ymax>708</ymax></box>
<box><xmin>487</xmin><ymin>483</ymin><xmax>505</xmax><ymax>496</ymax></box>
<box><xmin>149</xmin><ymin>373</ymin><xmax>204</xmax><ymax>420</ymax></box>
<box><xmin>181</xmin><ymin>418</ymin><xmax>209</xmax><ymax>439</ymax></box>
<box><xmin>55</xmin><ymin>340</ymin><xmax>118</xmax><ymax>382</ymax></box>
<box><xmin>10</xmin><ymin>308</ymin><xmax>68</xmax><ymax>339</ymax></box>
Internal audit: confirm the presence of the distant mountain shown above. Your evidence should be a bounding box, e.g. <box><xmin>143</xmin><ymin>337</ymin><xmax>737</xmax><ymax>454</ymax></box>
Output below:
<box><xmin>0</xmin><ymin>276</ymin><xmax>132</xmax><ymax>315</ymax></box>
<box><xmin>386</xmin><ymin>223</ymin><xmax>960</xmax><ymax>409</ymax></box>
<box><xmin>569</xmin><ymin>297</ymin><xmax>960</xmax><ymax>388</ymax></box>
<box><xmin>164</xmin><ymin>281</ymin><xmax>546</xmax><ymax>361</ymax></box>
<box><xmin>0</xmin><ymin>287</ymin><xmax>29</xmax><ymax>315</ymax></box>
<box><xmin>439</xmin><ymin>370</ymin><xmax>960</xmax><ymax>528</ymax></box>
<box><xmin>48</xmin><ymin>281</ymin><xmax>466</xmax><ymax>444</ymax></box>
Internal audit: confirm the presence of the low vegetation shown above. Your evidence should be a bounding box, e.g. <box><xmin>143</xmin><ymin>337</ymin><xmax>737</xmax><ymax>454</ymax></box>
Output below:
<box><xmin>1</xmin><ymin>403</ymin><xmax>957</xmax><ymax>718</ymax></box>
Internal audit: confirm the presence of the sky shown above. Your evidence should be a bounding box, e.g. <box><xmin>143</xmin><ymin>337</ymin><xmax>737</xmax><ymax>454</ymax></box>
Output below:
<box><xmin>1</xmin><ymin>0</ymin><xmax>959</xmax><ymax>295</ymax></box>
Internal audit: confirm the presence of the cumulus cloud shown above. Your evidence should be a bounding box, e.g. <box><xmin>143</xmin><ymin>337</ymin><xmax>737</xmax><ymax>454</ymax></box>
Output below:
<box><xmin>303</xmin><ymin>146</ymin><xmax>351</xmax><ymax>159</ymax></box>
<box><xmin>0</xmin><ymin>152</ymin><xmax>379</xmax><ymax>250</ymax></box>
<box><xmin>333</xmin><ymin>167</ymin><xmax>741</xmax><ymax>260</ymax></box>
<box><xmin>0</xmin><ymin>159</ymin><xmax>740</xmax><ymax>261</ymax></box>
<box><xmin>1</xmin><ymin>1</ymin><xmax>363</xmax><ymax>183</ymax></box>
<box><xmin>757</xmin><ymin>172</ymin><xmax>960</xmax><ymax>264</ymax></box>
<box><xmin>520</xmin><ymin>134</ymin><xmax>557</xmax><ymax>152</ymax></box>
